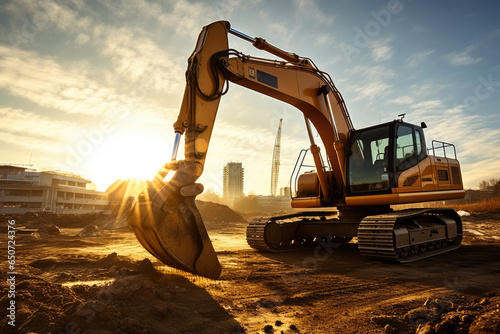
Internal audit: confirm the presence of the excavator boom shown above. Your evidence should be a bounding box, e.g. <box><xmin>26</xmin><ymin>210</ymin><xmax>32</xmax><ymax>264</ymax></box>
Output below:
<box><xmin>128</xmin><ymin>21</ymin><xmax>353</xmax><ymax>278</ymax></box>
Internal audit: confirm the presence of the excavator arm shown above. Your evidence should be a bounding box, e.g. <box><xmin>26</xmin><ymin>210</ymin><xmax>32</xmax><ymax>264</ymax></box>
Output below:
<box><xmin>128</xmin><ymin>21</ymin><xmax>353</xmax><ymax>278</ymax></box>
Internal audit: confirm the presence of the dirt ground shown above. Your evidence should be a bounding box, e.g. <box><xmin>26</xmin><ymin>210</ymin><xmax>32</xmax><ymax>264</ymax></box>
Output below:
<box><xmin>1</xmin><ymin>205</ymin><xmax>500</xmax><ymax>334</ymax></box>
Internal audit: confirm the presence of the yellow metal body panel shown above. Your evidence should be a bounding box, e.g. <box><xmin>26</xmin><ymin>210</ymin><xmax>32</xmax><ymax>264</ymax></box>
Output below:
<box><xmin>394</xmin><ymin>164</ymin><xmax>422</xmax><ymax>192</ymax></box>
<box><xmin>434</xmin><ymin>156</ymin><xmax>463</xmax><ymax>191</ymax></box>
<box><xmin>345</xmin><ymin>189</ymin><xmax>465</xmax><ymax>206</ymax></box>
<box><xmin>394</xmin><ymin>156</ymin><xmax>463</xmax><ymax>194</ymax></box>
<box><xmin>419</xmin><ymin>156</ymin><xmax>438</xmax><ymax>191</ymax></box>
<box><xmin>291</xmin><ymin>197</ymin><xmax>322</xmax><ymax>208</ymax></box>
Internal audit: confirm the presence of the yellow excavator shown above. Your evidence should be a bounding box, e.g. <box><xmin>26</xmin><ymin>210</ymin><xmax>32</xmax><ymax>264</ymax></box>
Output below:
<box><xmin>128</xmin><ymin>21</ymin><xmax>465</xmax><ymax>279</ymax></box>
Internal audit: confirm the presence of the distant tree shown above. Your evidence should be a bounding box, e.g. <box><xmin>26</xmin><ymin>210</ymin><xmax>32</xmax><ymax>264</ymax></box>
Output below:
<box><xmin>492</xmin><ymin>180</ymin><xmax>500</xmax><ymax>197</ymax></box>
<box><xmin>478</xmin><ymin>178</ymin><xmax>500</xmax><ymax>197</ymax></box>
<box><xmin>479</xmin><ymin>180</ymin><xmax>489</xmax><ymax>191</ymax></box>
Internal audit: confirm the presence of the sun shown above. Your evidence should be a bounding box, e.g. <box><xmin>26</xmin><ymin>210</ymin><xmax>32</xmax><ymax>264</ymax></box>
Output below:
<box><xmin>88</xmin><ymin>131</ymin><xmax>173</xmax><ymax>191</ymax></box>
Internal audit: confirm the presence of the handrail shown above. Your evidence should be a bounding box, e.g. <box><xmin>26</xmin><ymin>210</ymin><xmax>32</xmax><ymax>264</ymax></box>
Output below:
<box><xmin>290</xmin><ymin>149</ymin><xmax>314</xmax><ymax>199</ymax></box>
<box><xmin>428</xmin><ymin>140</ymin><xmax>457</xmax><ymax>159</ymax></box>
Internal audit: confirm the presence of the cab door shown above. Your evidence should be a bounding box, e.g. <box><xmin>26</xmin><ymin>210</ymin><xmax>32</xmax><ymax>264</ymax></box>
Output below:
<box><xmin>394</xmin><ymin>124</ymin><xmax>425</xmax><ymax>191</ymax></box>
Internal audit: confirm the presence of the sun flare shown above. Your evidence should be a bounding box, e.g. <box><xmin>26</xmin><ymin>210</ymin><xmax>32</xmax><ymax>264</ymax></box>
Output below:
<box><xmin>88</xmin><ymin>132</ymin><xmax>172</xmax><ymax>191</ymax></box>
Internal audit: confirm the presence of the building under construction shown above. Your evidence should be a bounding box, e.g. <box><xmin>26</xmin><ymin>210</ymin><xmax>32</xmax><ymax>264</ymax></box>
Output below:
<box><xmin>0</xmin><ymin>164</ymin><xmax>108</xmax><ymax>214</ymax></box>
<box><xmin>223</xmin><ymin>162</ymin><xmax>244</xmax><ymax>205</ymax></box>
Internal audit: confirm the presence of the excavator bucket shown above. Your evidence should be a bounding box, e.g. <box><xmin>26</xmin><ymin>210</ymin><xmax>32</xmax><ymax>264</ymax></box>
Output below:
<box><xmin>128</xmin><ymin>162</ymin><xmax>221</xmax><ymax>279</ymax></box>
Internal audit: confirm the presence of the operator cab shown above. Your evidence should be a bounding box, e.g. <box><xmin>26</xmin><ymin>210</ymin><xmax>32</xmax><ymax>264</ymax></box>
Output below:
<box><xmin>347</xmin><ymin>120</ymin><xmax>427</xmax><ymax>196</ymax></box>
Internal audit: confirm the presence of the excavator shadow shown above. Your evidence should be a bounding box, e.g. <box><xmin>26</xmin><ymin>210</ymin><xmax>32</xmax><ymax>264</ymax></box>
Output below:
<box><xmin>58</xmin><ymin>269</ymin><xmax>243</xmax><ymax>333</ymax></box>
<box><xmin>251</xmin><ymin>243</ymin><xmax>500</xmax><ymax>296</ymax></box>
<box><xmin>254</xmin><ymin>242</ymin><xmax>367</xmax><ymax>268</ymax></box>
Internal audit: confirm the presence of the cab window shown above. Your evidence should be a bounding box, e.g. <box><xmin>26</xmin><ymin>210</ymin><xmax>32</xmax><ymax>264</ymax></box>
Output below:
<box><xmin>396</xmin><ymin>124</ymin><xmax>419</xmax><ymax>171</ymax></box>
<box><xmin>396</xmin><ymin>125</ymin><xmax>414</xmax><ymax>161</ymax></box>
<box><xmin>349</xmin><ymin>126</ymin><xmax>390</xmax><ymax>193</ymax></box>
<box><xmin>415</xmin><ymin>129</ymin><xmax>425</xmax><ymax>155</ymax></box>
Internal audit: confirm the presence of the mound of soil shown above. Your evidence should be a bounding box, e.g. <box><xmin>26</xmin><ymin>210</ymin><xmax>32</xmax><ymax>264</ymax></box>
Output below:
<box><xmin>196</xmin><ymin>200</ymin><xmax>247</xmax><ymax>224</ymax></box>
<box><xmin>2</xmin><ymin>253</ymin><xmax>243</xmax><ymax>334</ymax></box>
<box><xmin>369</xmin><ymin>294</ymin><xmax>500</xmax><ymax>334</ymax></box>
<box><xmin>0</xmin><ymin>268</ymin><xmax>83</xmax><ymax>334</ymax></box>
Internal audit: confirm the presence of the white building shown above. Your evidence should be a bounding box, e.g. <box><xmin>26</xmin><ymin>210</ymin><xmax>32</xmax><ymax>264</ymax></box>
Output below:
<box><xmin>0</xmin><ymin>164</ymin><xmax>108</xmax><ymax>214</ymax></box>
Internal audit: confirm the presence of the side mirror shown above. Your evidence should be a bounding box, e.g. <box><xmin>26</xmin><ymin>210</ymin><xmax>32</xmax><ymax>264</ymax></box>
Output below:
<box><xmin>421</xmin><ymin>122</ymin><xmax>427</xmax><ymax>129</ymax></box>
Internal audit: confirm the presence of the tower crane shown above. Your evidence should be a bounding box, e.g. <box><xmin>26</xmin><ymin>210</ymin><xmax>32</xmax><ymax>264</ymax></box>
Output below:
<box><xmin>270</xmin><ymin>118</ymin><xmax>283</xmax><ymax>196</ymax></box>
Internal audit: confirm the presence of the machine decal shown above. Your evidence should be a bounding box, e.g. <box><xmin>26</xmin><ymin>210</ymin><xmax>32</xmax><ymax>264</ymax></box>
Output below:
<box><xmin>248</xmin><ymin>67</ymin><xmax>255</xmax><ymax>79</ymax></box>
<box><xmin>257</xmin><ymin>70</ymin><xmax>278</xmax><ymax>88</ymax></box>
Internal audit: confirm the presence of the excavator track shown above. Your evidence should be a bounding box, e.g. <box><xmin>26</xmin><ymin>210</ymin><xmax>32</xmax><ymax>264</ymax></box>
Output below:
<box><xmin>246</xmin><ymin>211</ymin><xmax>348</xmax><ymax>252</ymax></box>
<box><xmin>246</xmin><ymin>217</ymin><xmax>270</xmax><ymax>251</ymax></box>
<box><xmin>247</xmin><ymin>208</ymin><xmax>462</xmax><ymax>263</ymax></box>
<box><xmin>357</xmin><ymin>208</ymin><xmax>463</xmax><ymax>263</ymax></box>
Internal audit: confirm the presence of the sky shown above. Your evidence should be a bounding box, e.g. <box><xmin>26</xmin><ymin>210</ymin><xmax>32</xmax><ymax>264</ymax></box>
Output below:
<box><xmin>0</xmin><ymin>0</ymin><xmax>499</xmax><ymax>195</ymax></box>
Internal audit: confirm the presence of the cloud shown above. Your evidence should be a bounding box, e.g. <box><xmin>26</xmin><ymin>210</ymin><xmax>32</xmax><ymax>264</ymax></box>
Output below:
<box><xmin>267</xmin><ymin>22</ymin><xmax>290</xmax><ymax>42</ymax></box>
<box><xmin>407</xmin><ymin>49</ymin><xmax>435</xmax><ymax>68</ymax></box>
<box><xmin>0</xmin><ymin>46</ymin><xmax>173</xmax><ymax>124</ymax></box>
<box><xmin>0</xmin><ymin>131</ymin><xmax>63</xmax><ymax>155</ymax></box>
<box><xmin>111</xmin><ymin>0</ymin><xmax>164</xmax><ymax>21</ymax></box>
<box><xmin>0</xmin><ymin>46</ymin><xmax>110</xmax><ymax>115</ymax></box>
<box><xmin>387</xmin><ymin>96</ymin><xmax>414</xmax><ymax>104</ymax></box>
<box><xmin>294</xmin><ymin>0</ymin><xmax>334</xmax><ymax>25</ymax></box>
<box><xmin>2</xmin><ymin>0</ymin><xmax>93</xmax><ymax>41</ymax></box>
<box><xmin>370</xmin><ymin>38</ymin><xmax>393</xmax><ymax>62</ymax></box>
<box><xmin>444</xmin><ymin>45</ymin><xmax>482</xmax><ymax>66</ymax></box>
<box><xmin>408</xmin><ymin>82</ymin><xmax>451</xmax><ymax>98</ymax></box>
<box><xmin>484</xmin><ymin>28</ymin><xmax>500</xmax><ymax>41</ymax></box>
<box><xmin>158</xmin><ymin>0</ymin><xmax>261</xmax><ymax>37</ymax></box>
<box><xmin>159</xmin><ymin>0</ymin><xmax>211</xmax><ymax>36</ymax></box>
<box><xmin>75</xmin><ymin>33</ymin><xmax>90</xmax><ymax>45</ymax></box>
<box><xmin>0</xmin><ymin>108</ymin><xmax>76</xmax><ymax>138</ymax></box>
<box><xmin>253</xmin><ymin>14</ymin><xmax>303</xmax><ymax>49</ymax></box>
<box><xmin>315</xmin><ymin>33</ymin><xmax>334</xmax><ymax>46</ymax></box>
<box><xmin>47</xmin><ymin>1</ymin><xmax>93</xmax><ymax>34</ymax></box>
<box><xmin>343</xmin><ymin>65</ymin><xmax>395</xmax><ymax>103</ymax></box>
<box><xmin>348</xmin><ymin>81</ymin><xmax>392</xmax><ymax>102</ymax></box>
<box><xmin>411</xmin><ymin>100</ymin><xmax>443</xmax><ymax>111</ymax></box>
<box><xmin>411</xmin><ymin>25</ymin><xmax>425</xmax><ymax>33</ymax></box>
<box><xmin>99</xmin><ymin>26</ymin><xmax>184</xmax><ymax>93</ymax></box>
<box><xmin>350</xmin><ymin>65</ymin><xmax>395</xmax><ymax>80</ymax></box>
<box><xmin>0</xmin><ymin>108</ymin><xmax>79</xmax><ymax>153</ymax></box>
